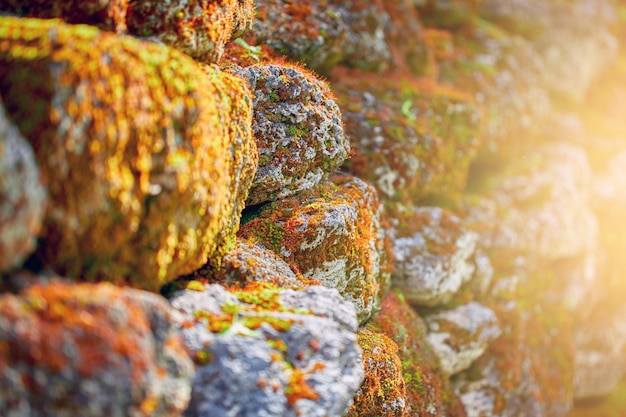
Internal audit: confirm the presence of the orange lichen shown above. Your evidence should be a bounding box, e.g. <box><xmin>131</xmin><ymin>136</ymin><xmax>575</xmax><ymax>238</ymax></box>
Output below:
<box><xmin>0</xmin><ymin>16</ymin><xmax>255</xmax><ymax>291</ymax></box>
<box><xmin>286</xmin><ymin>368</ymin><xmax>319</xmax><ymax>406</ymax></box>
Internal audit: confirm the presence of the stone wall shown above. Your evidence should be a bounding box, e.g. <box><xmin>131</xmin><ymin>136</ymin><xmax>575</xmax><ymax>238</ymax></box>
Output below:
<box><xmin>1</xmin><ymin>1</ymin><xmax>625</xmax><ymax>416</ymax></box>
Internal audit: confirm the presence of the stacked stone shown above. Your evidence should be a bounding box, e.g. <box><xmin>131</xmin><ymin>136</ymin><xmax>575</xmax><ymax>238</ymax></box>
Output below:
<box><xmin>1</xmin><ymin>0</ymin><xmax>625</xmax><ymax>416</ymax></box>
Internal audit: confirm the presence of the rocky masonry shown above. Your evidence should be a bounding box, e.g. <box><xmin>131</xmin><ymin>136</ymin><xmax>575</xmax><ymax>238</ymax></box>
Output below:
<box><xmin>1</xmin><ymin>1</ymin><xmax>626</xmax><ymax>417</ymax></box>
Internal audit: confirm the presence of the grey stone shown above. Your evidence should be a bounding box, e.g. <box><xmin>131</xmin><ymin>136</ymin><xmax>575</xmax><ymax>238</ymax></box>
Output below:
<box><xmin>231</xmin><ymin>64</ymin><xmax>349</xmax><ymax>205</ymax></box>
<box><xmin>391</xmin><ymin>206</ymin><xmax>478</xmax><ymax>307</ymax></box>
<box><xmin>0</xmin><ymin>98</ymin><xmax>46</xmax><ymax>272</ymax></box>
<box><xmin>426</xmin><ymin>302</ymin><xmax>501</xmax><ymax>375</ymax></box>
<box><xmin>169</xmin><ymin>283</ymin><xmax>363</xmax><ymax>417</ymax></box>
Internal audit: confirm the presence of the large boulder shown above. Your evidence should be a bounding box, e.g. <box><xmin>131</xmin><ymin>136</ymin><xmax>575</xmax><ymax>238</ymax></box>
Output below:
<box><xmin>230</xmin><ymin>64</ymin><xmax>349</xmax><ymax>205</ymax></box>
<box><xmin>169</xmin><ymin>282</ymin><xmax>363</xmax><ymax>417</ymax></box>
<box><xmin>0</xmin><ymin>0</ymin><xmax>128</xmax><ymax>32</ymax></box>
<box><xmin>391</xmin><ymin>206</ymin><xmax>478</xmax><ymax>307</ymax></box>
<box><xmin>0</xmin><ymin>278</ymin><xmax>194</xmax><ymax>416</ymax></box>
<box><xmin>425</xmin><ymin>302</ymin><xmax>501</xmax><ymax>375</ymax></box>
<box><xmin>127</xmin><ymin>0</ymin><xmax>255</xmax><ymax>63</ymax></box>
<box><xmin>0</xmin><ymin>17</ymin><xmax>256</xmax><ymax>291</ymax></box>
<box><xmin>0</xmin><ymin>98</ymin><xmax>46</xmax><ymax>272</ymax></box>
<box><xmin>238</xmin><ymin>174</ymin><xmax>391</xmax><ymax>325</ymax></box>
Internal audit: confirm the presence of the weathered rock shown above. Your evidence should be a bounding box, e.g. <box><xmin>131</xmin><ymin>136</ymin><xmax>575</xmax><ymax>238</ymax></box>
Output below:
<box><xmin>230</xmin><ymin>64</ymin><xmax>349</xmax><ymax>205</ymax></box>
<box><xmin>0</xmin><ymin>17</ymin><xmax>256</xmax><ymax>290</ymax></box>
<box><xmin>127</xmin><ymin>0</ymin><xmax>255</xmax><ymax>63</ymax></box>
<box><xmin>0</xmin><ymin>98</ymin><xmax>46</xmax><ymax>273</ymax></box>
<box><xmin>573</xmin><ymin>304</ymin><xmax>626</xmax><ymax>400</ymax></box>
<box><xmin>466</xmin><ymin>143</ymin><xmax>597</xmax><ymax>260</ymax></box>
<box><xmin>346</xmin><ymin>329</ymin><xmax>407</xmax><ymax>417</ymax></box>
<box><xmin>425</xmin><ymin>302</ymin><xmax>501</xmax><ymax>375</ymax></box>
<box><xmin>0</xmin><ymin>279</ymin><xmax>194</xmax><ymax>416</ymax></box>
<box><xmin>179</xmin><ymin>238</ymin><xmax>310</xmax><ymax>289</ymax></box>
<box><xmin>169</xmin><ymin>282</ymin><xmax>363</xmax><ymax>417</ymax></box>
<box><xmin>391</xmin><ymin>206</ymin><xmax>478</xmax><ymax>307</ymax></box>
<box><xmin>480</xmin><ymin>0</ymin><xmax>618</xmax><ymax>103</ymax></box>
<box><xmin>592</xmin><ymin>149</ymin><xmax>626</xmax><ymax>218</ymax></box>
<box><xmin>251</xmin><ymin>0</ymin><xmax>430</xmax><ymax>75</ymax></box>
<box><xmin>333</xmin><ymin>68</ymin><xmax>481</xmax><ymax>205</ymax></box>
<box><xmin>0</xmin><ymin>0</ymin><xmax>127</xmax><ymax>32</ymax></box>
<box><xmin>238</xmin><ymin>174</ymin><xmax>390</xmax><ymax>324</ymax></box>
<box><xmin>369</xmin><ymin>290</ymin><xmax>467</xmax><ymax>417</ymax></box>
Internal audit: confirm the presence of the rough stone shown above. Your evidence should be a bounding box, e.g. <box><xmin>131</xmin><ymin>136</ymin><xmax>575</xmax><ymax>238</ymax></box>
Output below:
<box><xmin>333</xmin><ymin>68</ymin><xmax>481</xmax><ymax>205</ymax></box>
<box><xmin>0</xmin><ymin>0</ymin><xmax>128</xmax><ymax>32</ymax></box>
<box><xmin>425</xmin><ymin>302</ymin><xmax>501</xmax><ymax>375</ymax></box>
<box><xmin>0</xmin><ymin>278</ymin><xmax>194</xmax><ymax>417</ymax></box>
<box><xmin>0</xmin><ymin>17</ymin><xmax>256</xmax><ymax>290</ymax></box>
<box><xmin>346</xmin><ymin>329</ymin><xmax>407</xmax><ymax>417</ymax></box>
<box><xmin>238</xmin><ymin>174</ymin><xmax>391</xmax><ymax>325</ymax></box>
<box><xmin>251</xmin><ymin>0</ymin><xmax>430</xmax><ymax>75</ymax></box>
<box><xmin>179</xmin><ymin>238</ymin><xmax>309</xmax><ymax>289</ymax></box>
<box><xmin>169</xmin><ymin>282</ymin><xmax>363</xmax><ymax>417</ymax></box>
<box><xmin>391</xmin><ymin>206</ymin><xmax>478</xmax><ymax>307</ymax></box>
<box><xmin>370</xmin><ymin>290</ymin><xmax>466</xmax><ymax>417</ymax></box>
<box><xmin>466</xmin><ymin>143</ymin><xmax>598</xmax><ymax>260</ymax></box>
<box><xmin>127</xmin><ymin>0</ymin><xmax>255</xmax><ymax>63</ymax></box>
<box><xmin>0</xmin><ymin>97</ymin><xmax>46</xmax><ymax>272</ymax></box>
<box><xmin>230</xmin><ymin>64</ymin><xmax>349</xmax><ymax>205</ymax></box>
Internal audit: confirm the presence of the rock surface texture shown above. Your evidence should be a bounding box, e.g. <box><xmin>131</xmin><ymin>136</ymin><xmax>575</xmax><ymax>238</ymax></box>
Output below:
<box><xmin>1</xmin><ymin>1</ymin><xmax>625</xmax><ymax>417</ymax></box>
<box><xmin>170</xmin><ymin>283</ymin><xmax>363</xmax><ymax>417</ymax></box>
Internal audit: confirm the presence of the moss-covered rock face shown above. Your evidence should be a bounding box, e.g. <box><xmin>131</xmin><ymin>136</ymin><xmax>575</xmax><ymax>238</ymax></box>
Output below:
<box><xmin>238</xmin><ymin>174</ymin><xmax>390</xmax><ymax>325</ymax></box>
<box><xmin>127</xmin><ymin>0</ymin><xmax>255</xmax><ymax>63</ymax></box>
<box><xmin>369</xmin><ymin>290</ymin><xmax>466</xmax><ymax>417</ymax></box>
<box><xmin>177</xmin><ymin>238</ymin><xmax>312</xmax><ymax>289</ymax></box>
<box><xmin>425</xmin><ymin>302</ymin><xmax>501</xmax><ymax>375</ymax></box>
<box><xmin>465</xmin><ymin>143</ymin><xmax>597</xmax><ymax>260</ymax></box>
<box><xmin>251</xmin><ymin>0</ymin><xmax>430</xmax><ymax>75</ymax></box>
<box><xmin>230</xmin><ymin>64</ymin><xmax>349</xmax><ymax>205</ymax></box>
<box><xmin>391</xmin><ymin>206</ymin><xmax>478</xmax><ymax>307</ymax></box>
<box><xmin>333</xmin><ymin>68</ymin><xmax>481</xmax><ymax>205</ymax></box>
<box><xmin>0</xmin><ymin>98</ymin><xmax>46</xmax><ymax>273</ymax></box>
<box><xmin>346</xmin><ymin>329</ymin><xmax>408</xmax><ymax>417</ymax></box>
<box><xmin>0</xmin><ymin>278</ymin><xmax>194</xmax><ymax>416</ymax></box>
<box><xmin>170</xmin><ymin>282</ymin><xmax>363</xmax><ymax>417</ymax></box>
<box><xmin>0</xmin><ymin>17</ymin><xmax>256</xmax><ymax>291</ymax></box>
<box><xmin>0</xmin><ymin>0</ymin><xmax>128</xmax><ymax>32</ymax></box>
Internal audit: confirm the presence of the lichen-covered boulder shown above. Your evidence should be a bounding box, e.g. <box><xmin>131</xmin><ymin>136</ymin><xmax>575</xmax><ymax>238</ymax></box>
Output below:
<box><xmin>425</xmin><ymin>302</ymin><xmax>501</xmax><ymax>375</ymax></box>
<box><xmin>251</xmin><ymin>0</ymin><xmax>430</xmax><ymax>75</ymax></box>
<box><xmin>573</xmin><ymin>304</ymin><xmax>626</xmax><ymax>400</ymax></box>
<box><xmin>0</xmin><ymin>17</ymin><xmax>256</xmax><ymax>291</ymax></box>
<box><xmin>0</xmin><ymin>278</ymin><xmax>194</xmax><ymax>416</ymax></box>
<box><xmin>391</xmin><ymin>206</ymin><xmax>478</xmax><ymax>307</ymax></box>
<box><xmin>346</xmin><ymin>329</ymin><xmax>407</xmax><ymax>417</ymax></box>
<box><xmin>0</xmin><ymin>98</ymin><xmax>46</xmax><ymax>273</ymax></box>
<box><xmin>127</xmin><ymin>0</ymin><xmax>255</xmax><ymax>63</ymax></box>
<box><xmin>238</xmin><ymin>174</ymin><xmax>390</xmax><ymax>325</ymax></box>
<box><xmin>371</xmin><ymin>290</ymin><xmax>467</xmax><ymax>417</ymax></box>
<box><xmin>466</xmin><ymin>143</ymin><xmax>597</xmax><ymax>260</ymax></box>
<box><xmin>178</xmin><ymin>238</ymin><xmax>311</xmax><ymax>289</ymax></box>
<box><xmin>169</xmin><ymin>282</ymin><xmax>363</xmax><ymax>417</ymax></box>
<box><xmin>333</xmin><ymin>68</ymin><xmax>481</xmax><ymax>205</ymax></box>
<box><xmin>230</xmin><ymin>64</ymin><xmax>349</xmax><ymax>205</ymax></box>
<box><xmin>0</xmin><ymin>0</ymin><xmax>127</xmax><ymax>32</ymax></box>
